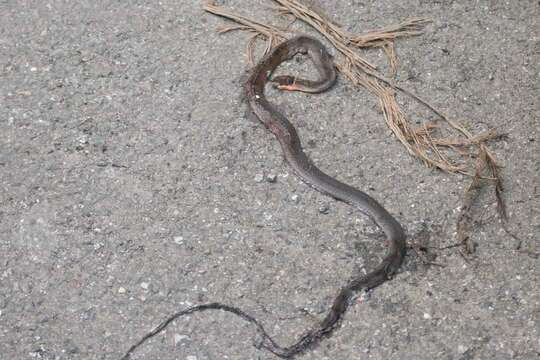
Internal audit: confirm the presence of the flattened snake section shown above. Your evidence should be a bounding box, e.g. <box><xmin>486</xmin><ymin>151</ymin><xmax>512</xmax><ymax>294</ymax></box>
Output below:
<box><xmin>121</xmin><ymin>35</ymin><xmax>406</xmax><ymax>359</ymax></box>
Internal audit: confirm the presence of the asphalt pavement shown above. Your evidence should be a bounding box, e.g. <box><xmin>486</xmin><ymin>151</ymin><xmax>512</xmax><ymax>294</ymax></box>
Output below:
<box><xmin>1</xmin><ymin>1</ymin><xmax>538</xmax><ymax>359</ymax></box>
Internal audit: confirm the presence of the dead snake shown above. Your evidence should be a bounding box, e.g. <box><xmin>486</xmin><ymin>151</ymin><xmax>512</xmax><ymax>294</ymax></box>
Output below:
<box><xmin>243</xmin><ymin>35</ymin><xmax>406</xmax><ymax>357</ymax></box>
<box><xmin>121</xmin><ymin>35</ymin><xmax>406</xmax><ymax>360</ymax></box>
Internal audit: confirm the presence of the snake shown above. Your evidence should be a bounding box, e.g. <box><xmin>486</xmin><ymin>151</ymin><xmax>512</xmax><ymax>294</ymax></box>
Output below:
<box><xmin>243</xmin><ymin>35</ymin><xmax>406</xmax><ymax>357</ymax></box>
<box><xmin>121</xmin><ymin>35</ymin><xmax>406</xmax><ymax>360</ymax></box>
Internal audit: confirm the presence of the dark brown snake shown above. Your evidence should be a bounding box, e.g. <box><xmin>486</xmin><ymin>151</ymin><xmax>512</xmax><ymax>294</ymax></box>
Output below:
<box><xmin>121</xmin><ymin>35</ymin><xmax>406</xmax><ymax>359</ymax></box>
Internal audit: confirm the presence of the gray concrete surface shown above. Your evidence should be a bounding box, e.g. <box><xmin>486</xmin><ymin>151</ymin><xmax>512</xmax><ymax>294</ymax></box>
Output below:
<box><xmin>1</xmin><ymin>1</ymin><xmax>539</xmax><ymax>359</ymax></box>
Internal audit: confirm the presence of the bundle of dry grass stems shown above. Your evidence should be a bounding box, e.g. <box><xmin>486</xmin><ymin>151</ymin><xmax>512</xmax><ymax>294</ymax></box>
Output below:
<box><xmin>204</xmin><ymin>0</ymin><xmax>508</xmax><ymax>255</ymax></box>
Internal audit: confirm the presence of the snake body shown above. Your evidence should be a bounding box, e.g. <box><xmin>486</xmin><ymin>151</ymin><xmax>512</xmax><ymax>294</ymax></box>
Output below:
<box><xmin>244</xmin><ymin>35</ymin><xmax>407</xmax><ymax>357</ymax></box>
<box><xmin>122</xmin><ymin>35</ymin><xmax>407</xmax><ymax>360</ymax></box>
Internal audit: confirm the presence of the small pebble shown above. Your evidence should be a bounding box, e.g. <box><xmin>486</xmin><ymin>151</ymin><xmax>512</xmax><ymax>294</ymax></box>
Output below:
<box><xmin>140</xmin><ymin>282</ymin><xmax>149</xmax><ymax>290</ymax></box>
<box><xmin>318</xmin><ymin>205</ymin><xmax>329</xmax><ymax>214</ymax></box>
<box><xmin>457</xmin><ymin>345</ymin><xmax>468</xmax><ymax>354</ymax></box>
<box><xmin>173</xmin><ymin>236</ymin><xmax>183</xmax><ymax>244</ymax></box>
<box><xmin>254</xmin><ymin>174</ymin><xmax>264</xmax><ymax>182</ymax></box>
<box><xmin>174</xmin><ymin>334</ymin><xmax>190</xmax><ymax>345</ymax></box>
<box><xmin>290</xmin><ymin>194</ymin><xmax>300</xmax><ymax>203</ymax></box>
<box><xmin>266</xmin><ymin>173</ymin><xmax>277</xmax><ymax>183</ymax></box>
<box><xmin>186</xmin><ymin>356</ymin><xmax>197</xmax><ymax>360</ymax></box>
<box><xmin>118</xmin><ymin>287</ymin><xmax>126</xmax><ymax>294</ymax></box>
<box><xmin>423</xmin><ymin>312</ymin><xmax>431</xmax><ymax>319</ymax></box>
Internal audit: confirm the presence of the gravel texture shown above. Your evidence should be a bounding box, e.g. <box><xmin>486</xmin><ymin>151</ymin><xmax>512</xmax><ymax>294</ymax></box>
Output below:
<box><xmin>1</xmin><ymin>1</ymin><xmax>539</xmax><ymax>359</ymax></box>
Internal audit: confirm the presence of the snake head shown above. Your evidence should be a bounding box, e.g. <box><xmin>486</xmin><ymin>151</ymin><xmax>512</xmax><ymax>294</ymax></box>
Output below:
<box><xmin>271</xmin><ymin>75</ymin><xmax>301</xmax><ymax>91</ymax></box>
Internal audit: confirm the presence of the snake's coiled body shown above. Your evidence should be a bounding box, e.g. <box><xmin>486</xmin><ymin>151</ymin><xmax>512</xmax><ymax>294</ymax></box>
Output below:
<box><xmin>244</xmin><ymin>35</ymin><xmax>407</xmax><ymax>357</ymax></box>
